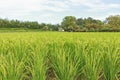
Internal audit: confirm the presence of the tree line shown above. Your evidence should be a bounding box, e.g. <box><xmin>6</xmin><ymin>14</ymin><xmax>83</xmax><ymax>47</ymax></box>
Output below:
<box><xmin>0</xmin><ymin>19</ymin><xmax>59</xmax><ymax>31</ymax></box>
<box><xmin>0</xmin><ymin>15</ymin><xmax>120</xmax><ymax>32</ymax></box>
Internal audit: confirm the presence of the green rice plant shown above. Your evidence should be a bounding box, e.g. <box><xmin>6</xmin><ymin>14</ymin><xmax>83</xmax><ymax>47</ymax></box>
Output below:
<box><xmin>83</xmin><ymin>42</ymin><xmax>103</xmax><ymax>80</ymax></box>
<box><xmin>102</xmin><ymin>41</ymin><xmax>120</xmax><ymax>80</ymax></box>
<box><xmin>0</xmin><ymin>40</ymin><xmax>27</xmax><ymax>80</ymax></box>
<box><xmin>49</xmin><ymin>42</ymin><xmax>85</xmax><ymax>80</ymax></box>
<box><xmin>17</xmin><ymin>40</ymin><xmax>48</xmax><ymax>80</ymax></box>
<box><xmin>0</xmin><ymin>32</ymin><xmax>119</xmax><ymax>80</ymax></box>
<box><xmin>30</xmin><ymin>43</ymin><xmax>48</xmax><ymax>80</ymax></box>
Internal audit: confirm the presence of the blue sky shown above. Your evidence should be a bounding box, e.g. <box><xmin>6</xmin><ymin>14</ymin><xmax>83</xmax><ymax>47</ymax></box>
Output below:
<box><xmin>0</xmin><ymin>0</ymin><xmax>120</xmax><ymax>24</ymax></box>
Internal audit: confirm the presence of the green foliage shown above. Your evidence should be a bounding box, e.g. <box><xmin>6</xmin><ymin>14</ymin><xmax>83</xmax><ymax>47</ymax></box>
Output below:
<box><xmin>76</xmin><ymin>17</ymin><xmax>104</xmax><ymax>32</ymax></box>
<box><xmin>0</xmin><ymin>32</ymin><xmax>120</xmax><ymax>80</ymax></box>
<box><xmin>0</xmin><ymin>19</ymin><xmax>59</xmax><ymax>31</ymax></box>
<box><xmin>61</xmin><ymin>16</ymin><xmax>80</xmax><ymax>32</ymax></box>
<box><xmin>61</xmin><ymin>15</ymin><xmax>120</xmax><ymax>32</ymax></box>
<box><xmin>105</xmin><ymin>15</ymin><xmax>120</xmax><ymax>31</ymax></box>
<box><xmin>0</xmin><ymin>15</ymin><xmax>120</xmax><ymax>32</ymax></box>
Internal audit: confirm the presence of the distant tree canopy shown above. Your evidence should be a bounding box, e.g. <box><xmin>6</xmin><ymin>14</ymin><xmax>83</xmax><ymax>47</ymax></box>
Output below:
<box><xmin>61</xmin><ymin>16</ymin><xmax>80</xmax><ymax>32</ymax></box>
<box><xmin>76</xmin><ymin>17</ymin><xmax>103</xmax><ymax>32</ymax></box>
<box><xmin>105</xmin><ymin>15</ymin><xmax>120</xmax><ymax>31</ymax></box>
<box><xmin>0</xmin><ymin>19</ymin><xmax>58</xmax><ymax>31</ymax></box>
<box><xmin>61</xmin><ymin>15</ymin><xmax>120</xmax><ymax>32</ymax></box>
<box><xmin>0</xmin><ymin>15</ymin><xmax>120</xmax><ymax>32</ymax></box>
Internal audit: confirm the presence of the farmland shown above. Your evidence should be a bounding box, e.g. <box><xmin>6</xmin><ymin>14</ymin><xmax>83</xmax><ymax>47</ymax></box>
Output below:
<box><xmin>0</xmin><ymin>32</ymin><xmax>120</xmax><ymax>80</ymax></box>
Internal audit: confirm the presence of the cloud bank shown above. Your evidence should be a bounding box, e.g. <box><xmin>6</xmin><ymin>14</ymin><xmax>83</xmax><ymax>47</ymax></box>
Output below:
<box><xmin>0</xmin><ymin>0</ymin><xmax>119</xmax><ymax>23</ymax></box>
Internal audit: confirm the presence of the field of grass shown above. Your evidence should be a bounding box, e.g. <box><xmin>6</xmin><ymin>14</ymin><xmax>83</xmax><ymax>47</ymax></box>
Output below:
<box><xmin>0</xmin><ymin>28</ymin><xmax>44</xmax><ymax>32</ymax></box>
<box><xmin>0</xmin><ymin>32</ymin><xmax>120</xmax><ymax>80</ymax></box>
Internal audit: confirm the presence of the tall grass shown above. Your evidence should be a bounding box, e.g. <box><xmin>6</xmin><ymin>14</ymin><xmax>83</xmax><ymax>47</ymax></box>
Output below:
<box><xmin>83</xmin><ymin>42</ymin><xmax>103</xmax><ymax>80</ymax></box>
<box><xmin>48</xmin><ymin>42</ymin><xmax>85</xmax><ymax>80</ymax></box>
<box><xmin>102</xmin><ymin>42</ymin><xmax>120</xmax><ymax>80</ymax></box>
<box><xmin>0</xmin><ymin>32</ymin><xmax>119</xmax><ymax>80</ymax></box>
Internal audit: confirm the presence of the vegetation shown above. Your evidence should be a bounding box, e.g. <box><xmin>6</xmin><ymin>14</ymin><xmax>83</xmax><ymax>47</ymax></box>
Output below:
<box><xmin>0</xmin><ymin>19</ymin><xmax>59</xmax><ymax>31</ymax></box>
<box><xmin>0</xmin><ymin>15</ymin><xmax>120</xmax><ymax>32</ymax></box>
<box><xmin>61</xmin><ymin>16</ymin><xmax>80</xmax><ymax>32</ymax></box>
<box><xmin>0</xmin><ymin>32</ymin><xmax>120</xmax><ymax>80</ymax></box>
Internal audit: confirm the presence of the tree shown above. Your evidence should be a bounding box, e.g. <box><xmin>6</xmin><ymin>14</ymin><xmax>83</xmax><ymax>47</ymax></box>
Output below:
<box><xmin>105</xmin><ymin>15</ymin><xmax>120</xmax><ymax>31</ymax></box>
<box><xmin>76</xmin><ymin>18</ymin><xmax>85</xmax><ymax>28</ymax></box>
<box><xmin>61</xmin><ymin>16</ymin><xmax>80</xmax><ymax>32</ymax></box>
<box><xmin>46</xmin><ymin>24</ymin><xmax>58</xmax><ymax>31</ymax></box>
<box><xmin>84</xmin><ymin>17</ymin><xmax>103</xmax><ymax>31</ymax></box>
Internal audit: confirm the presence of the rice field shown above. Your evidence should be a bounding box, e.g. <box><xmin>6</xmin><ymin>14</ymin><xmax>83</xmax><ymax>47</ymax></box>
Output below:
<box><xmin>0</xmin><ymin>32</ymin><xmax>120</xmax><ymax>80</ymax></box>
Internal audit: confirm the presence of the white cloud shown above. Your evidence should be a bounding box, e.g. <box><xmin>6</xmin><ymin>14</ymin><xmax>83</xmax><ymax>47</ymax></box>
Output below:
<box><xmin>1</xmin><ymin>0</ymin><xmax>119</xmax><ymax>16</ymax></box>
<box><xmin>0</xmin><ymin>0</ymin><xmax>70</xmax><ymax>12</ymax></box>
<box><xmin>46</xmin><ymin>0</ymin><xmax>69</xmax><ymax>9</ymax></box>
<box><xmin>87</xmin><ymin>3</ymin><xmax>120</xmax><ymax>12</ymax></box>
<box><xmin>0</xmin><ymin>0</ymin><xmax>71</xmax><ymax>24</ymax></box>
<box><xmin>0</xmin><ymin>0</ymin><xmax>119</xmax><ymax>23</ymax></box>
<box><xmin>0</xmin><ymin>0</ymin><xmax>69</xmax><ymax>18</ymax></box>
<box><xmin>0</xmin><ymin>0</ymin><xmax>40</xmax><ymax>18</ymax></box>
<box><xmin>69</xmin><ymin>0</ymin><xmax>120</xmax><ymax>12</ymax></box>
<box><xmin>69</xmin><ymin>0</ymin><xmax>101</xmax><ymax>5</ymax></box>
<box><xmin>107</xmin><ymin>12</ymin><xmax>120</xmax><ymax>16</ymax></box>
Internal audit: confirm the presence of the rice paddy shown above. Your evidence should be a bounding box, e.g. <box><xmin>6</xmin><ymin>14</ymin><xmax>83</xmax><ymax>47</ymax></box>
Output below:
<box><xmin>0</xmin><ymin>32</ymin><xmax>120</xmax><ymax>80</ymax></box>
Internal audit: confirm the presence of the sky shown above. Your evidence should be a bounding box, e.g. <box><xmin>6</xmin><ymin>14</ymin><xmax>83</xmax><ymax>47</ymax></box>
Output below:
<box><xmin>0</xmin><ymin>0</ymin><xmax>120</xmax><ymax>24</ymax></box>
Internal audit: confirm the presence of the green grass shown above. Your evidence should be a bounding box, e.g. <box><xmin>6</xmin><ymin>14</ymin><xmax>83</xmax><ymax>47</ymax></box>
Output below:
<box><xmin>0</xmin><ymin>32</ymin><xmax>120</xmax><ymax>80</ymax></box>
<box><xmin>0</xmin><ymin>28</ymin><xmax>44</xmax><ymax>32</ymax></box>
